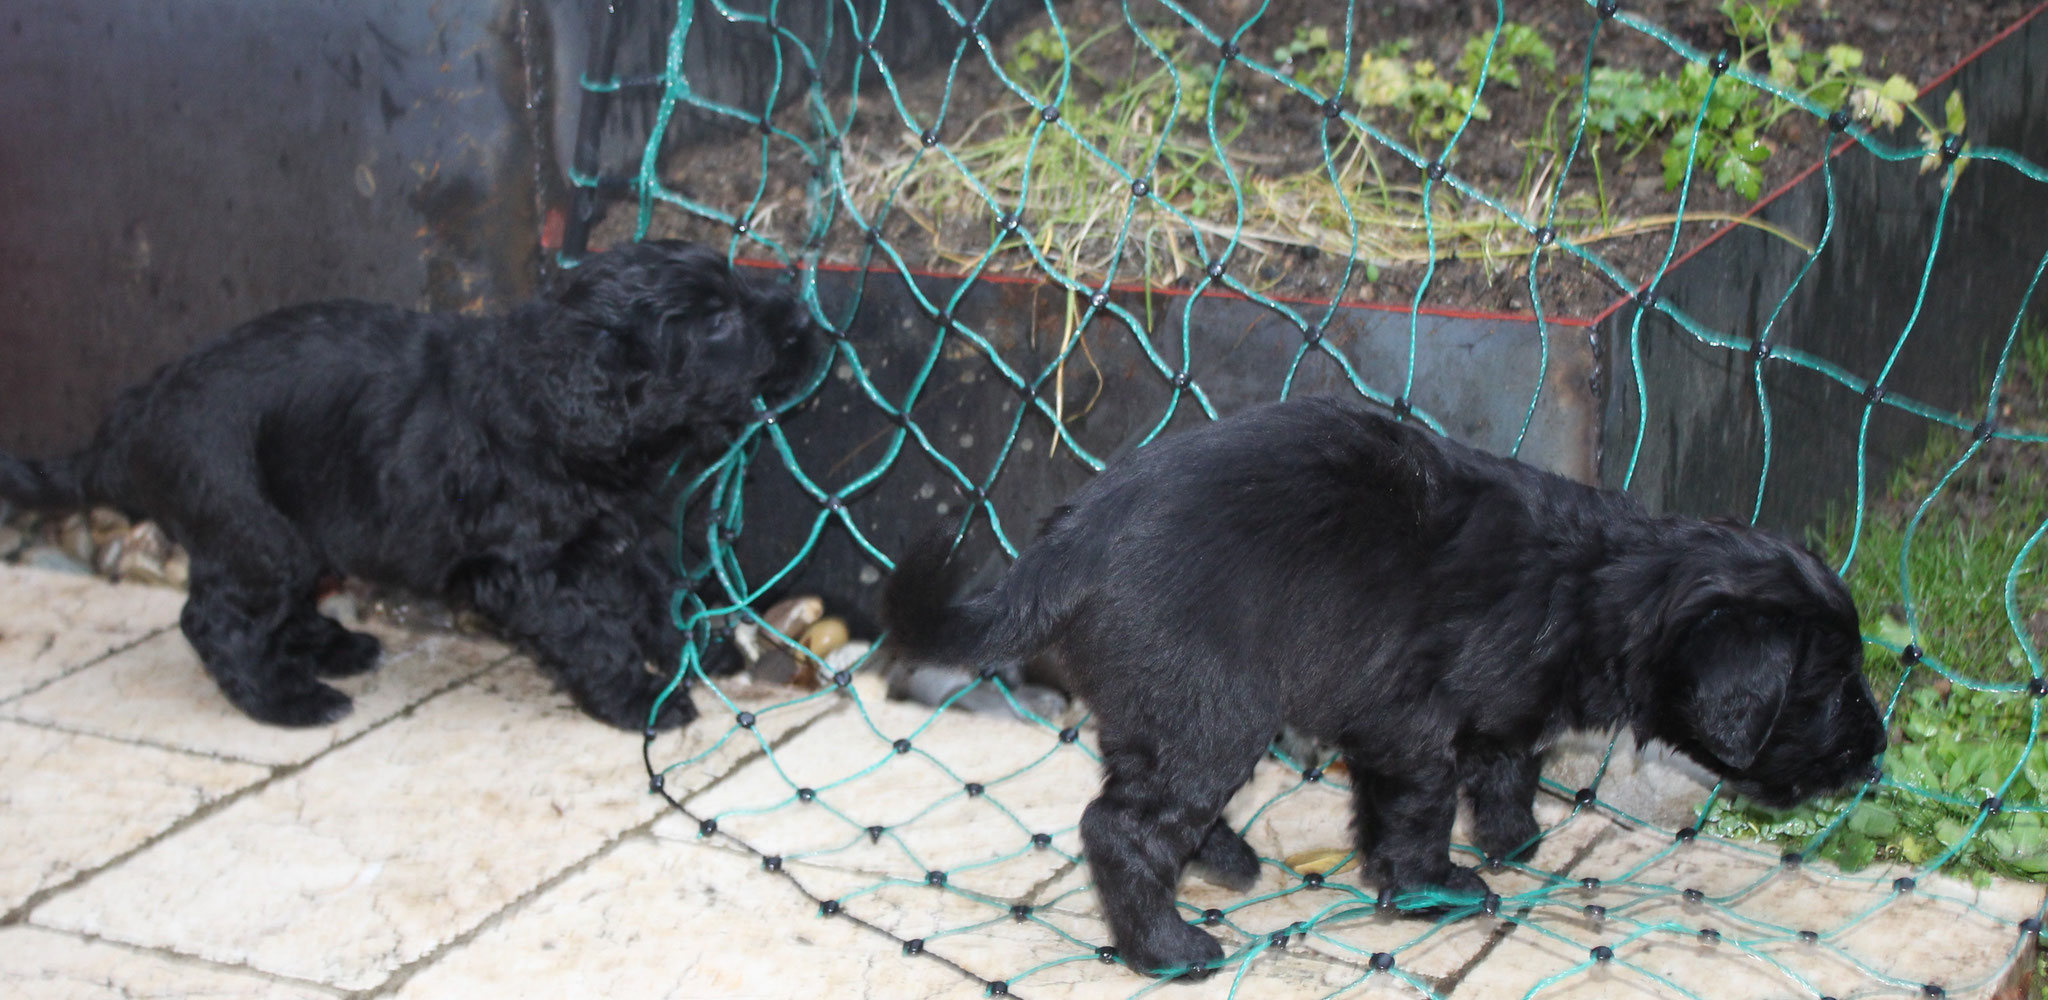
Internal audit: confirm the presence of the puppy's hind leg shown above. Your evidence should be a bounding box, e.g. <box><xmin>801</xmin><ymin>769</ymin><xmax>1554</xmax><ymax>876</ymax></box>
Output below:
<box><xmin>1082</xmin><ymin>721</ymin><xmax>1270</xmax><ymax>978</ymax></box>
<box><xmin>180</xmin><ymin>558</ymin><xmax>354</xmax><ymax>726</ymax></box>
<box><xmin>276</xmin><ymin>601</ymin><xmax>383</xmax><ymax>679</ymax></box>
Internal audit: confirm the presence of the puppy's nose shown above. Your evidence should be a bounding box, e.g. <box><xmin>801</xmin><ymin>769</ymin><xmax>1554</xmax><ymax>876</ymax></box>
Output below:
<box><xmin>1860</xmin><ymin>761</ymin><xmax>1884</xmax><ymax>784</ymax></box>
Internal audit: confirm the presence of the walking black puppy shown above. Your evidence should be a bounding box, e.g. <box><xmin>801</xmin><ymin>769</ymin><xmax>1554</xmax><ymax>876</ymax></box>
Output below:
<box><xmin>884</xmin><ymin>395</ymin><xmax>1886</xmax><ymax>977</ymax></box>
<box><xmin>0</xmin><ymin>241</ymin><xmax>817</xmax><ymax>731</ymax></box>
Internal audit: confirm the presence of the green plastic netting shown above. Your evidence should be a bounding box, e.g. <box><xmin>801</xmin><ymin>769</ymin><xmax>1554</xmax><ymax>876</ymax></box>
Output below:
<box><xmin>571</xmin><ymin>0</ymin><xmax>2048</xmax><ymax>995</ymax></box>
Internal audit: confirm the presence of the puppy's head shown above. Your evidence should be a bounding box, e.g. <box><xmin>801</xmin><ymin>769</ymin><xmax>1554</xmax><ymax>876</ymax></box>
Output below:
<box><xmin>526</xmin><ymin>240</ymin><xmax>820</xmax><ymax>456</ymax></box>
<box><xmin>1625</xmin><ymin>524</ymin><xmax>1887</xmax><ymax>808</ymax></box>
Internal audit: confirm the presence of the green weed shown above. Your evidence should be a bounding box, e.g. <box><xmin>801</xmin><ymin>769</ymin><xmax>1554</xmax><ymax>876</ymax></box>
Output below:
<box><xmin>1705</xmin><ymin>326</ymin><xmax>2048</xmax><ymax>883</ymax></box>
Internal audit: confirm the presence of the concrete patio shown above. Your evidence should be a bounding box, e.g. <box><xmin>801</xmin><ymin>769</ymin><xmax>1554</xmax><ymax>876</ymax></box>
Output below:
<box><xmin>1</xmin><ymin>563</ymin><xmax>2040</xmax><ymax>998</ymax></box>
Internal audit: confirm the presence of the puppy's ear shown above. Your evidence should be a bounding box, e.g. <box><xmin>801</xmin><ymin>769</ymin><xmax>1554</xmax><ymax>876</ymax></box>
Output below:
<box><xmin>1671</xmin><ymin>608</ymin><xmax>1796</xmax><ymax>770</ymax></box>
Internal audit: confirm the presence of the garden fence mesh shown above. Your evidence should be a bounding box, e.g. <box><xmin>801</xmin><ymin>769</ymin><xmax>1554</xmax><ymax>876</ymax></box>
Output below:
<box><xmin>571</xmin><ymin>0</ymin><xmax>2048</xmax><ymax>995</ymax></box>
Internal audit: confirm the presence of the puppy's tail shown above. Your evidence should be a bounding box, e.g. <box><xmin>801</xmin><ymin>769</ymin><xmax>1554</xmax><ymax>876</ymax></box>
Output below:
<box><xmin>881</xmin><ymin>534</ymin><xmax>1066</xmax><ymax>672</ymax></box>
<box><xmin>0</xmin><ymin>452</ymin><xmax>90</xmax><ymax>510</ymax></box>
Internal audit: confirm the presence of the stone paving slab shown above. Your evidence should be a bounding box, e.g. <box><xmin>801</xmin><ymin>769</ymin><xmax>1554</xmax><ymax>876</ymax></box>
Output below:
<box><xmin>0</xmin><ymin>564</ymin><xmax>183</xmax><ymax>701</ymax></box>
<box><xmin>2</xmin><ymin>624</ymin><xmax>510</xmax><ymax>766</ymax></box>
<box><xmin>0</xmin><ymin>568</ymin><xmax>2040</xmax><ymax>999</ymax></box>
<box><xmin>28</xmin><ymin>666</ymin><xmax>663</xmax><ymax>990</ymax></box>
<box><xmin>0</xmin><ymin>926</ymin><xmax>339</xmax><ymax>1000</ymax></box>
<box><xmin>0</xmin><ymin>720</ymin><xmax>268</xmax><ymax>914</ymax></box>
<box><xmin>389</xmin><ymin>836</ymin><xmax>990</xmax><ymax>1000</ymax></box>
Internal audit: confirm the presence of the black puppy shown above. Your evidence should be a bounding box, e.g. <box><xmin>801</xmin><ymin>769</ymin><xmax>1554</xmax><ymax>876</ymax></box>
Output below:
<box><xmin>884</xmin><ymin>395</ymin><xmax>1886</xmax><ymax>977</ymax></box>
<box><xmin>0</xmin><ymin>241</ymin><xmax>815</xmax><ymax>730</ymax></box>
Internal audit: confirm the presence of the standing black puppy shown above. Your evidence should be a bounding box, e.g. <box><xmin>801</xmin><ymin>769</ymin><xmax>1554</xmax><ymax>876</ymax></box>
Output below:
<box><xmin>0</xmin><ymin>241</ymin><xmax>816</xmax><ymax>731</ymax></box>
<box><xmin>884</xmin><ymin>395</ymin><xmax>1886</xmax><ymax>977</ymax></box>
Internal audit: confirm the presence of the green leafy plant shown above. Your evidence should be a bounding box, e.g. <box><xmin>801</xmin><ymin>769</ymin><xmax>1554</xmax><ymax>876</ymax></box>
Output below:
<box><xmin>1705</xmin><ymin>326</ymin><xmax>2048</xmax><ymax>883</ymax></box>
<box><xmin>1556</xmin><ymin>0</ymin><xmax>1961</xmax><ymax>201</ymax></box>
<box><xmin>1350</xmin><ymin>23</ymin><xmax>1555</xmax><ymax>147</ymax></box>
<box><xmin>1271</xmin><ymin>25</ymin><xmax>1346</xmax><ymax>99</ymax></box>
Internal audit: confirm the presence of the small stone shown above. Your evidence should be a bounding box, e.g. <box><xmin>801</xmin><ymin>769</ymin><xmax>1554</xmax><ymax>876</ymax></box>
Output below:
<box><xmin>19</xmin><ymin>544</ymin><xmax>92</xmax><ymax>575</ymax></box>
<box><xmin>113</xmin><ymin>522</ymin><xmax>177</xmax><ymax>586</ymax></box>
<box><xmin>93</xmin><ymin>534</ymin><xmax>125</xmax><ymax>577</ymax></box>
<box><xmin>750</xmin><ymin>645</ymin><xmax>807</xmax><ymax>687</ymax></box>
<box><xmin>164</xmin><ymin>549</ymin><xmax>190</xmax><ymax>587</ymax></box>
<box><xmin>0</xmin><ymin>525</ymin><xmax>23</xmax><ymax>560</ymax></box>
<box><xmin>824</xmin><ymin>640</ymin><xmax>872</xmax><ymax>674</ymax></box>
<box><xmin>731</xmin><ymin>622</ymin><xmax>765</xmax><ymax>665</ymax></box>
<box><xmin>801</xmin><ymin>616</ymin><xmax>850</xmax><ymax>657</ymax></box>
<box><xmin>88</xmin><ymin>507</ymin><xmax>130</xmax><ymax>545</ymax></box>
<box><xmin>59</xmin><ymin>512</ymin><xmax>95</xmax><ymax>565</ymax></box>
<box><xmin>763</xmin><ymin>595</ymin><xmax>825</xmax><ymax>640</ymax></box>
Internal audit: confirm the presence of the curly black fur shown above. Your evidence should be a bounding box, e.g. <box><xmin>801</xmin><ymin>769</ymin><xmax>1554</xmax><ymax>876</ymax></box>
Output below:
<box><xmin>883</xmin><ymin>395</ymin><xmax>1886</xmax><ymax>977</ymax></box>
<box><xmin>0</xmin><ymin>240</ymin><xmax>817</xmax><ymax>730</ymax></box>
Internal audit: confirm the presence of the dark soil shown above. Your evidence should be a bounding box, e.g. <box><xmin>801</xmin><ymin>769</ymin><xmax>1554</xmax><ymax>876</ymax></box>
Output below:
<box><xmin>589</xmin><ymin>0</ymin><xmax>2032</xmax><ymax>318</ymax></box>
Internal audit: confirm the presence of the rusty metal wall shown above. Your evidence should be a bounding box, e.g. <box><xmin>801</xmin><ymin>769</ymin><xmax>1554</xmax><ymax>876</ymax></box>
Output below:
<box><xmin>0</xmin><ymin>0</ymin><xmax>567</xmax><ymax>457</ymax></box>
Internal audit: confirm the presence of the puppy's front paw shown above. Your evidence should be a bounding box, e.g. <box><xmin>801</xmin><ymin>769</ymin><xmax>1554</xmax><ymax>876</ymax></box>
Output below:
<box><xmin>1471</xmin><ymin>805</ymin><xmax>1543</xmax><ymax>864</ymax></box>
<box><xmin>239</xmin><ymin>679</ymin><xmax>355</xmax><ymax>727</ymax></box>
<box><xmin>593</xmin><ymin>685</ymin><xmax>698</xmax><ymax>733</ymax></box>
<box><xmin>312</xmin><ymin>630</ymin><xmax>383</xmax><ymax>679</ymax></box>
<box><xmin>1370</xmin><ymin>861</ymin><xmax>1489</xmax><ymax>918</ymax></box>
<box><xmin>1120</xmin><ymin>919</ymin><xmax>1225</xmax><ymax>981</ymax></box>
